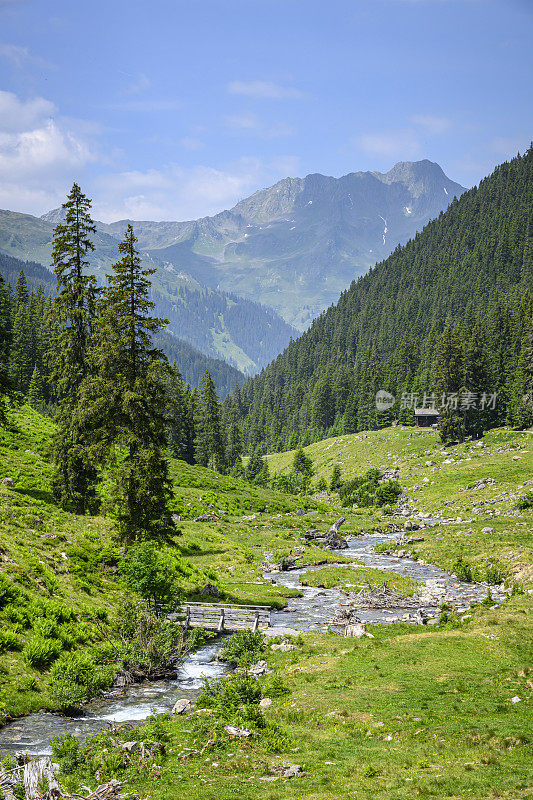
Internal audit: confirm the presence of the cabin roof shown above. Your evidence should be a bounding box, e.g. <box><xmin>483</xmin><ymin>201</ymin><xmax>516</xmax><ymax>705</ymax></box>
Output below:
<box><xmin>414</xmin><ymin>407</ymin><xmax>439</xmax><ymax>416</ymax></box>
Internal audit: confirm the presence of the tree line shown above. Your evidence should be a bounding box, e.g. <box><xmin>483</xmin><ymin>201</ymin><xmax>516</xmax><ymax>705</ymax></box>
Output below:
<box><xmin>0</xmin><ymin>184</ymin><xmax>231</xmax><ymax>539</ymax></box>
<box><xmin>224</xmin><ymin>147</ymin><xmax>533</xmax><ymax>449</ymax></box>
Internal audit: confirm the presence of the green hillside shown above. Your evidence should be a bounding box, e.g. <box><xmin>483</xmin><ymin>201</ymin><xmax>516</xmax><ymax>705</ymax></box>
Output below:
<box><xmin>1</xmin><ymin>408</ymin><xmax>532</xmax><ymax>800</ymax></box>
<box><xmin>233</xmin><ymin>148</ymin><xmax>533</xmax><ymax>450</ymax></box>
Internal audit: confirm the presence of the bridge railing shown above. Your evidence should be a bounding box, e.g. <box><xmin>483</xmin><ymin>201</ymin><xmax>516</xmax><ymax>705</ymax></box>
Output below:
<box><xmin>170</xmin><ymin>602</ymin><xmax>271</xmax><ymax>632</ymax></box>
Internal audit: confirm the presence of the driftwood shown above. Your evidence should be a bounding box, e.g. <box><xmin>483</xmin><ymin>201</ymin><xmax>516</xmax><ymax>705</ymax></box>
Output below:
<box><xmin>0</xmin><ymin>758</ymin><xmax>126</xmax><ymax>800</ymax></box>
<box><xmin>339</xmin><ymin>584</ymin><xmax>421</xmax><ymax>612</ymax></box>
<box><xmin>303</xmin><ymin>517</ymin><xmax>348</xmax><ymax>550</ymax></box>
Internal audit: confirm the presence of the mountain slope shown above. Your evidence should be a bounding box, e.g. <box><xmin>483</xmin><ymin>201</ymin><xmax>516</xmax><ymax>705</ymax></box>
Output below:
<box><xmin>96</xmin><ymin>160</ymin><xmax>464</xmax><ymax>330</ymax></box>
<box><xmin>0</xmin><ymin>253</ymin><xmax>244</xmax><ymax>397</ymax></box>
<box><xmin>0</xmin><ymin>210</ymin><xmax>295</xmax><ymax>374</ymax></box>
<box><xmin>0</xmin><ymin>161</ymin><xmax>463</xmax><ymax>359</ymax></box>
<box><xmin>231</xmin><ymin>148</ymin><xmax>532</xmax><ymax>449</ymax></box>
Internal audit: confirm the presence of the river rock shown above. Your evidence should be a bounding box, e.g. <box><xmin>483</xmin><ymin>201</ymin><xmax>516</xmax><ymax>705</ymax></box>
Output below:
<box><xmin>344</xmin><ymin>623</ymin><xmax>367</xmax><ymax>638</ymax></box>
<box><xmin>263</xmin><ymin>627</ymin><xmax>298</xmax><ymax>639</ymax></box>
<box><xmin>200</xmin><ymin>583</ymin><xmax>221</xmax><ymax>598</ymax></box>
<box><xmin>225</xmin><ymin>725</ymin><xmax>252</xmax><ymax>737</ymax></box>
<box><xmin>172</xmin><ymin>698</ymin><xmax>193</xmax><ymax>715</ymax></box>
<box><xmin>270</xmin><ymin>642</ymin><xmax>296</xmax><ymax>652</ymax></box>
<box><xmin>248</xmin><ymin>660</ymin><xmax>269</xmax><ymax>676</ymax></box>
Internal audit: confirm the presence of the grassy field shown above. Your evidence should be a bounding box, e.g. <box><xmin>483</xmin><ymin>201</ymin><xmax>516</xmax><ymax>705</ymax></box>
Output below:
<box><xmin>1</xmin><ymin>410</ymin><xmax>532</xmax><ymax>798</ymax></box>
<box><xmin>299</xmin><ymin>565</ymin><xmax>421</xmax><ymax>595</ymax></box>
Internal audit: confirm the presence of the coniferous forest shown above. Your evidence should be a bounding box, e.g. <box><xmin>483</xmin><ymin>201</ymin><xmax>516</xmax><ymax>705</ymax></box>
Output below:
<box><xmin>228</xmin><ymin>148</ymin><xmax>533</xmax><ymax>452</ymax></box>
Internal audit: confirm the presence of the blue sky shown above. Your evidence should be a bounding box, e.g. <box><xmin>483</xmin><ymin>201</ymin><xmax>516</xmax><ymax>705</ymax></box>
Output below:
<box><xmin>0</xmin><ymin>0</ymin><xmax>531</xmax><ymax>221</ymax></box>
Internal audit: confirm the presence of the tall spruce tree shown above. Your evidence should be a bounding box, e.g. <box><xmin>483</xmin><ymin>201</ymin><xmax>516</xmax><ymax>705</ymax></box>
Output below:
<box><xmin>0</xmin><ymin>272</ymin><xmax>12</xmax><ymax>422</ymax></box>
<box><xmin>434</xmin><ymin>326</ymin><xmax>466</xmax><ymax>443</ymax></box>
<box><xmin>196</xmin><ymin>371</ymin><xmax>226</xmax><ymax>471</ymax></box>
<box><xmin>50</xmin><ymin>184</ymin><xmax>100</xmax><ymax>513</ymax></box>
<box><xmin>85</xmin><ymin>224</ymin><xmax>175</xmax><ymax>542</ymax></box>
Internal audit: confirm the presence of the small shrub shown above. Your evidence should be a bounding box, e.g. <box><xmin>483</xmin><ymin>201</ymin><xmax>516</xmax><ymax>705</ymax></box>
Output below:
<box><xmin>22</xmin><ymin>636</ymin><xmax>61</xmax><ymax>669</ymax></box>
<box><xmin>49</xmin><ymin>652</ymin><xmax>114</xmax><ymax>710</ymax></box>
<box><xmin>486</xmin><ymin>563</ymin><xmax>505</xmax><ymax>585</ymax></box>
<box><xmin>0</xmin><ymin>573</ymin><xmax>20</xmax><ymax>609</ymax></box>
<box><xmin>262</xmin><ymin>674</ymin><xmax>291</xmax><ymax>698</ymax></box>
<box><xmin>51</xmin><ymin>733</ymin><xmax>82</xmax><ymax>775</ymax></box>
<box><xmin>218</xmin><ymin>630</ymin><xmax>265</xmax><ymax>667</ymax></box>
<box><xmin>16</xmin><ymin>676</ymin><xmax>38</xmax><ymax>693</ymax></box>
<box><xmin>375</xmin><ymin>480</ymin><xmax>402</xmax><ymax>506</ymax></box>
<box><xmin>517</xmin><ymin>492</ymin><xmax>533</xmax><ymax>510</ymax></box>
<box><xmin>0</xmin><ymin>629</ymin><xmax>21</xmax><ymax>653</ymax></box>
<box><xmin>197</xmin><ymin>673</ymin><xmax>262</xmax><ymax>716</ymax></box>
<box><xmin>453</xmin><ymin>554</ymin><xmax>473</xmax><ymax>582</ymax></box>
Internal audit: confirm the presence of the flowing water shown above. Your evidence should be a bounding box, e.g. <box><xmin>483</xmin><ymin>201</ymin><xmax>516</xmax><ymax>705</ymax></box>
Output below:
<box><xmin>0</xmin><ymin>532</ymin><xmax>507</xmax><ymax>757</ymax></box>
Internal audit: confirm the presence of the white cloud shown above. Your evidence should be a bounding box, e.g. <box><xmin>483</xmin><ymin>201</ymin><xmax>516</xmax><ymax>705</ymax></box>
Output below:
<box><xmin>354</xmin><ymin>129</ymin><xmax>422</xmax><ymax>159</ymax></box>
<box><xmin>0</xmin><ymin>89</ymin><xmax>55</xmax><ymax>132</ymax></box>
<box><xmin>179</xmin><ymin>136</ymin><xmax>204</xmax><ymax>151</ymax></box>
<box><xmin>0</xmin><ymin>42</ymin><xmax>55</xmax><ymax>70</ymax></box>
<box><xmin>227</xmin><ymin>80</ymin><xmax>303</xmax><ymax>99</ymax></box>
<box><xmin>92</xmin><ymin>156</ymin><xmax>301</xmax><ymax>222</ymax></box>
<box><xmin>0</xmin><ymin>90</ymin><xmax>95</xmax><ymax>214</ymax></box>
<box><xmin>411</xmin><ymin>114</ymin><xmax>452</xmax><ymax>135</ymax></box>
<box><xmin>224</xmin><ymin>111</ymin><xmax>294</xmax><ymax>138</ymax></box>
<box><xmin>125</xmin><ymin>72</ymin><xmax>151</xmax><ymax>95</ymax></box>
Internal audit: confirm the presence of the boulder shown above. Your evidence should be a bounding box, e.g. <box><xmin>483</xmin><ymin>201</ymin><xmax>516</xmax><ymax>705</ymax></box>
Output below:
<box><xmin>344</xmin><ymin>623</ymin><xmax>367</xmax><ymax>638</ymax></box>
<box><xmin>200</xmin><ymin>583</ymin><xmax>221</xmax><ymax>597</ymax></box>
<box><xmin>172</xmin><ymin>698</ymin><xmax>193</xmax><ymax>715</ymax></box>
<box><xmin>224</xmin><ymin>725</ymin><xmax>252</xmax><ymax>737</ymax></box>
<box><xmin>1</xmin><ymin>477</ymin><xmax>14</xmax><ymax>488</ymax></box>
<box><xmin>121</xmin><ymin>740</ymin><xmax>138</xmax><ymax>753</ymax></box>
<box><xmin>248</xmin><ymin>659</ymin><xmax>269</xmax><ymax>676</ymax></box>
<box><xmin>259</xmin><ymin>697</ymin><xmax>272</xmax><ymax>710</ymax></box>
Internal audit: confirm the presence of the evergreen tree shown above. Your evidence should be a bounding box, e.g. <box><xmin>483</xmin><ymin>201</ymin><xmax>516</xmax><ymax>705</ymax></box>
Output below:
<box><xmin>0</xmin><ymin>272</ymin><xmax>12</xmax><ymax>422</ymax></box>
<box><xmin>292</xmin><ymin>446</ymin><xmax>314</xmax><ymax>490</ymax></box>
<box><xmin>434</xmin><ymin>326</ymin><xmax>465</xmax><ymax>443</ymax></box>
<box><xmin>28</xmin><ymin>365</ymin><xmax>44</xmax><ymax>410</ymax></box>
<box><xmin>195</xmin><ymin>371</ymin><xmax>226</xmax><ymax>471</ymax></box>
<box><xmin>85</xmin><ymin>224</ymin><xmax>175</xmax><ymax>541</ymax></box>
<box><xmin>225</xmin><ymin>394</ymin><xmax>243</xmax><ymax>467</ymax></box>
<box><xmin>463</xmin><ymin>320</ymin><xmax>492</xmax><ymax>437</ymax></box>
<box><xmin>49</xmin><ymin>185</ymin><xmax>99</xmax><ymax>513</ymax></box>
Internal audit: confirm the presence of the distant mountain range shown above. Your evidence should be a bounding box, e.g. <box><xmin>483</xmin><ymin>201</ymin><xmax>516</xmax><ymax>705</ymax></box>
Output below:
<box><xmin>0</xmin><ymin>251</ymin><xmax>244</xmax><ymax>398</ymax></box>
<box><xmin>0</xmin><ymin>159</ymin><xmax>464</xmax><ymax>369</ymax></box>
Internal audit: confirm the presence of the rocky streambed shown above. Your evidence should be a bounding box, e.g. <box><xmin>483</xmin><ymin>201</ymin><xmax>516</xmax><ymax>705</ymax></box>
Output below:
<box><xmin>266</xmin><ymin>531</ymin><xmax>509</xmax><ymax>629</ymax></box>
<box><xmin>0</xmin><ymin>531</ymin><xmax>509</xmax><ymax>759</ymax></box>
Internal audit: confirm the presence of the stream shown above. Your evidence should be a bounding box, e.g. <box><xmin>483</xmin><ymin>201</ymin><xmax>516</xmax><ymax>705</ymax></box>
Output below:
<box><xmin>0</xmin><ymin>531</ymin><xmax>508</xmax><ymax>758</ymax></box>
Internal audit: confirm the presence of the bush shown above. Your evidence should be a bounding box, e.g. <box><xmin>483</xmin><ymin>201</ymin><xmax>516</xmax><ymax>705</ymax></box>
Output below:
<box><xmin>197</xmin><ymin>673</ymin><xmax>262</xmax><ymax>718</ymax></box>
<box><xmin>121</xmin><ymin>542</ymin><xmax>182</xmax><ymax>614</ymax></box>
<box><xmin>0</xmin><ymin>630</ymin><xmax>21</xmax><ymax>653</ymax></box>
<box><xmin>218</xmin><ymin>630</ymin><xmax>265</xmax><ymax>667</ymax></box>
<box><xmin>50</xmin><ymin>652</ymin><xmax>114</xmax><ymax>710</ymax></box>
<box><xmin>375</xmin><ymin>480</ymin><xmax>402</xmax><ymax>506</ymax></box>
<box><xmin>452</xmin><ymin>555</ymin><xmax>473</xmax><ymax>582</ymax></box>
<box><xmin>22</xmin><ymin>636</ymin><xmax>61</xmax><ymax>669</ymax></box>
<box><xmin>111</xmin><ymin>600</ymin><xmax>188</xmax><ymax>678</ymax></box>
<box><xmin>0</xmin><ymin>574</ymin><xmax>20</xmax><ymax>610</ymax></box>
<box><xmin>315</xmin><ymin>476</ymin><xmax>327</xmax><ymax>492</ymax></box>
<box><xmin>517</xmin><ymin>491</ymin><xmax>533</xmax><ymax>510</ymax></box>
<box><xmin>486</xmin><ymin>563</ymin><xmax>505</xmax><ymax>585</ymax></box>
<box><xmin>51</xmin><ymin>733</ymin><xmax>83</xmax><ymax>775</ymax></box>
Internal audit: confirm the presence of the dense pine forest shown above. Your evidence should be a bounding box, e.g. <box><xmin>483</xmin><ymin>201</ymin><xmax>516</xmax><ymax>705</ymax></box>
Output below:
<box><xmin>228</xmin><ymin>148</ymin><xmax>533</xmax><ymax>452</ymax></box>
<box><xmin>0</xmin><ymin>253</ymin><xmax>243</xmax><ymax>401</ymax></box>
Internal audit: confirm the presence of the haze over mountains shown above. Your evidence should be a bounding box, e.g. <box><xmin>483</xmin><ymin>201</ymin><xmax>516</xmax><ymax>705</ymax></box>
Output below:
<box><xmin>0</xmin><ymin>159</ymin><xmax>464</xmax><ymax>371</ymax></box>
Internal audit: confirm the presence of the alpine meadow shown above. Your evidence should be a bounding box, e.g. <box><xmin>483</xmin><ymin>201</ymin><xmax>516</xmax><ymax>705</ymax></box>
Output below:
<box><xmin>0</xmin><ymin>2</ymin><xmax>532</xmax><ymax>800</ymax></box>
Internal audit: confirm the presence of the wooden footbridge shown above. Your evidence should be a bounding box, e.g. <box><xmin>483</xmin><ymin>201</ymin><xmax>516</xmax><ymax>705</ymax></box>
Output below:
<box><xmin>170</xmin><ymin>603</ymin><xmax>271</xmax><ymax>632</ymax></box>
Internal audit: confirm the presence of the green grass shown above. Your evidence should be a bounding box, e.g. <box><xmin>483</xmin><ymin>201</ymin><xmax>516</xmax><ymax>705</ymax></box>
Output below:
<box><xmin>1</xmin><ymin>409</ymin><xmax>533</xmax><ymax>799</ymax></box>
<box><xmin>299</xmin><ymin>565</ymin><xmax>421</xmax><ymax>595</ymax></box>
